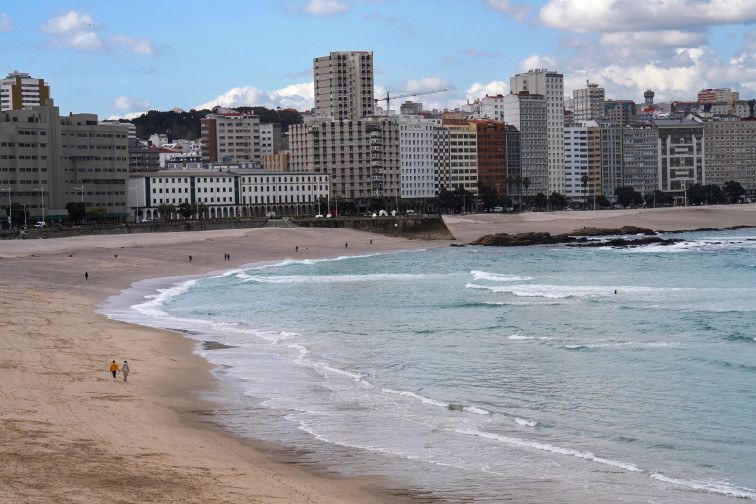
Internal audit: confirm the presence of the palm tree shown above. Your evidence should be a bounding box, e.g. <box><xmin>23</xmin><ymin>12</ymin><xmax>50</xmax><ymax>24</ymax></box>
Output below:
<box><xmin>522</xmin><ymin>177</ymin><xmax>531</xmax><ymax>211</ymax></box>
<box><xmin>508</xmin><ymin>175</ymin><xmax>521</xmax><ymax>212</ymax></box>
<box><xmin>580</xmin><ymin>174</ymin><xmax>589</xmax><ymax>210</ymax></box>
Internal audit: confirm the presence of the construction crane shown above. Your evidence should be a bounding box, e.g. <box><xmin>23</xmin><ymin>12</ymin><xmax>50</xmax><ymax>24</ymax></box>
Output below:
<box><xmin>374</xmin><ymin>89</ymin><xmax>446</xmax><ymax>111</ymax></box>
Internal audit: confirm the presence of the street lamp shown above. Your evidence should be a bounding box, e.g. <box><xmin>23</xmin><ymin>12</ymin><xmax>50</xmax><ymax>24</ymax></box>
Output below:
<box><xmin>34</xmin><ymin>187</ymin><xmax>45</xmax><ymax>222</ymax></box>
<box><xmin>73</xmin><ymin>185</ymin><xmax>84</xmax><ymax>203</ymax></box>
<box><xmin>1</xmin><ymin>187</ymin><xmax>10</xmax><ymax>229</ymax></box>
<box><xmin>129</xmin><ymin>185</ymin><xmax>139</xmax><ymax>223</ymax></box>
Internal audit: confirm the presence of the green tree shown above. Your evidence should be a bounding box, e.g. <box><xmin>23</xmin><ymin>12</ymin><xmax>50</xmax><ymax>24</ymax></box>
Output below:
<box><xmin>178</xmin><ymin>202</ymin><xmax>193</xmax><ymax>219</ymax></box>
<box><xmin>686</xmin><ymin>184</ymin><xmax>706</xmax><ymax>205</ymax></box>
<box><xmin>157</xmin><ymin>203</ymin><xmax>176</xmax><ymax>220</ymax></box>
<box><xmin>86</xmin><ymin>206</ymin><xmax>108</xmax><ymax>222</ymax></box>
<box><xmin>65</xmin><ymin>201</ymin><xmax>86</xmax><ymax>224</ymax></box>
<box><xmin>507</xmin><ymin>175</ymin><xmax>522</xmax><ymax>211</ymax></box>
<box><xmin>548</xmin><ymin>191</ymin><xmax>569</xmax><ymax>210</ymax></box>
<box><xmin>614</xmin><ymin>186</ymin><xmax>636</xmax><ymax>208</ymax></box>
<box><xmin>192</xmin><ymin>202</ymin><xmax>209</xmax><ymax>219</ymax></box>
<box><xmin>703</xmin><ymin>184</ymin><xmax>724</xmax><ymax>204</ymax></box>
<box><xmin>534</xmin><ymin>192</ymin><xmax>549</xmax><ymax>210</ymax></box>
<box><xmin>596</xmin><ymin>195</ymin><xmax>611</xmax><ymax>208</ymax></box>
<box><xmin>368</xmin><ymin>196</ymin><xmax>386</xmax><ymax>212</ymax></box>
<box><xmin>9</xmin><ymin>202</ymin><xmax>28</xmax><ymax>228</ymax></box>
<box><xmin>633</xmin><ymin>191</ymin><xmax>645</xmax><ymax>207</ymax></box>
<box><xmin>723</xmin><ymin>180</ymin><xmax>745</xmax><ymax>203</ymax></box>
<box><xmin>477</xmin><ymin>181</ymin><xmax>499</xmax><ymax>212</ymax></box>
<box><xmin>644</xmin><ymin>190</ymin><xmax>671</xmax><ymax>207</ymax></box>
<box><xmin>522</xmin><ymin>177</ymin><xmax>531</xmax><ymax>209</ymax></box>
<box><xmin>397</xmin><ymin>198</ymin><xmax>412</xmax><ymax>211</ymax></box>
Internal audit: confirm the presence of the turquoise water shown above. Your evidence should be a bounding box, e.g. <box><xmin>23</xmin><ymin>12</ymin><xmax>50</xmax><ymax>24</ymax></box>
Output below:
<box><xmin>105</xmin><ymin>228</ymin><xmax>756</xmax><ymax>503</ymax></box>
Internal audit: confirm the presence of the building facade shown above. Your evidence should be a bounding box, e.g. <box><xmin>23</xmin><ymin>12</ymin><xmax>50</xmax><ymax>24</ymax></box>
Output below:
<box><xmin>313</xmin><ymin>51</ymin><xmax>374</xmax><ymax>121</ymax></box>
<box><xmin>201</xmin><ymin>112</ymin><xmax>261</xmax><ymax>165</ymax></box>
<box><xmin>0</xmin><ymin>100</ymin><xmax>129</xmax><ymax>224</ymax></box>
<box><xmin>573</xmin><ymin>81</ymin><xmax>605</xmax><ymax>123</ymax></box>
<box><xmin>564</xmin><ymin>125</ymin><xmax>589</xmax><ymax>203</ymax></box>
<box><xmin>470</xmin><ymin>120</ymin><xmax>507</xmax><ymax>195</ymax></box>
<box><xmin>0</xmin><ymin>71</ymin><xmax>50</xmax><ymax>112</ymax></box>
<box><xmin>500</xmin><ymin>92</ymin><xmax>548</xmax><ymax>195</ymax></box>
<box><xmin>127</xmin><ymin>170</ymin><xmax>329</xmax><ymax>220</ymax></box>
<box><xmin>655</xmin><ymin>118</ymin><xmax>705</xmax><ymax>203</ymax></box>
<box><xmin>604</xmin><ymin>100</ymin><xmax>637</xmax><ymax>126</ymax></box>
<box><xmin>703</xmin><ymin>118</ymin><xmax>756</xmax><ymax>194</ymax></box>
<box><xmin>698</xmin><ymin>88</ymin><xmax>739</xmax><ymax>104</ymax></box>
<box><xmin>510</xmin><ymin>69</ymin><xmax>565</xmax><ymax>194</ymax></box>
<box><xmin>398</xmin><ymin>115</ymin><xmax>437</xmax><ymax>199</ymax></box>
<box><xmin>622</xmin><ymin>126</ymin><xmax>658</xmax><ymax>196</ymax></box>
<box><xmin>441</xmin><ymin>119</ymin><xmax>478</xmax><ymax>194</ymax></box>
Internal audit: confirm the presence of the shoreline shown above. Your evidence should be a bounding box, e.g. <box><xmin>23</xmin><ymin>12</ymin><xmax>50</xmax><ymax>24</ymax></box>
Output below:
<box><xmin>1</xmin><ymin>205</ymin><xmax>755</xmax><ymax>503</ymax></box>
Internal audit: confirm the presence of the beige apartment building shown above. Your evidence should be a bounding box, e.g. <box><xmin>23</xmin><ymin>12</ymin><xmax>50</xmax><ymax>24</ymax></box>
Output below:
<box><xmin>0</xmin><ymin>100</ymin><xmax>129</xmax><ymax>224</ymax></box>
<box><xmin>0</xmin><ymin>71</ymin><xmax>50</xmax><ymax>112</ymax></box>
<box><xmin>289</xmin><ymin>116</ymin><xmax>399</xmax><ymax>207</ymax></box>
<box><xmin>314</xmin><ymin>51</ymin><xmax>374</xmax><ymax>121</ymax></box>
<box><xmin>703</xmin><ymin>118</ymin><xmax>756</xmax><ymax>193</ymax></box>
<box><xmin>201</xmin><ymin>111</ymin><xmax>261</xmax><ymax>165</ymax></box>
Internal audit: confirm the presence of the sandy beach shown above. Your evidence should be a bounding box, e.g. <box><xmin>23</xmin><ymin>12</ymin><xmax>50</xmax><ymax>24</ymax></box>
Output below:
<box><xmin>1</xmin><ymin>205</ymin><xmax>754</xmax><ymax>503</ymax></box>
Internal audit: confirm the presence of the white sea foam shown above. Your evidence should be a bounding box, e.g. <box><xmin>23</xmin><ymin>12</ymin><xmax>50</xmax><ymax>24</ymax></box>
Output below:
<box><xmin>470</xmin><ymin>270</ymin><xmax>532</xmax><ymax>282</ymax></box>
<box><xmin>650</xmin><ymin>472</ymin><xmax>756</xmax><ymax>500</ymax></box>
<box><xmin>508</xmin><ymin>335</ymin><xmax>533</xmax><ymax>340</ymax></box>
<box><xmin>514</xmin><ymin>417</ymin><xmax>537</xmax><ymax>427</ymax></box>
<box><xmin>240</xmin><ymin>273</ymin><xmax>435</xmax><ymax>284</ymax></box>
<box><xmin>455</xmin><ymin>428</ymin><xmax>643</xmax><ymax>472</ymax></box>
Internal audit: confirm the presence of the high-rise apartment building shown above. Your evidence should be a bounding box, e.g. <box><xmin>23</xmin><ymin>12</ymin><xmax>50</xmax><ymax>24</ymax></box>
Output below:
<box><xmin>622</xmin><ymin>126</ymin><xmax>658</xmax><ymax>195</ymax></box>
<box><xmin>288</xmin><ymin>116</ymin><xmax>399</xmax><ymax>206</ymax></box>
<box><xmin>510</xmin><ymin>69</ymin><xmax>565</xmax><ymax>194</ymax></box>
<box><xmin>201</xmin><ymin>112</ymin><xmax>261</xmax><ymax>165</ymax></box>
<box><xmin>655</xmin><ymin>118</ymin><xmax>704</xmax><ymax>204</ymax></box>
<box><xmin>604</xmin><ymin>100</ymin><xmax>636</xmax><ymax>126</ymax></box>
<box><xmin>703</xmin><ymin>118</ymin><xmax>756</xmax><ymax>194</ymax></box>
<box><xmin>595</xmin><ymin>119</ymin><xmax>624</xmax><ymax>201</ymax></box>
<box><xmin>698</xmin><ymin>88</ymin><xmax>739</xmax><ymax>104</ymax></box>
<box><xmin>0</xmin><ymin>71</ymin><xmax>50</xmax><ymax>112</ymax></box>
<box><xmin>564</xmin><ymin>125</ymin><xmax>589</xmax><ymax>203</ymax></box>
<box><xmin>0</xmin><ymin>100</ymin><xmax>129</xmax><ymax>223</ymax></box>
<box><xmin>500</xmin><ymin>92</ymin><xmax>548</xmax><ymax>195</ymax></box>
<box><xmin>314</xmin><ymin>51</ymin><xmax>374</xmax><ymax>120</ymax></box>
<box><xmin>470</xmin><ymin>120</ymin><xmax>507</xmax><ymax>195</ymax></box>
<box><xmin>573</xmin><ymin>80</ymin><xmax>605</xmax><ymax>123</ymax></box>
<box><xmin>441</xmin><ymin>119</ymin><xmax>478</xmax><ymax>194</ymax></box>
<box><xmin>398</xmin><ymin>115</ymin><xmax>437</xmax><ymax>199</ymax></box>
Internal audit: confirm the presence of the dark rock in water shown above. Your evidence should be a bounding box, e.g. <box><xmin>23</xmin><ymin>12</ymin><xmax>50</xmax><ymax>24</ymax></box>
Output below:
<box><xmin>448</xmin><ymin>404</ymin><xmax>464</xmax><ymax>411</ymax></box>
<box><xmin>202</xmin><ymin>341</ymin><xmax>236</xmax><ymax>350</ymax></box>
<box><xmin>567</xmin><ymin>236</ymin><xmax>683</xmax><ymax>248</ymax></box>
<box><xmin>470</xmin><ymin>227</ymin><xmax>680</xmax><ymax>248</ymax></box>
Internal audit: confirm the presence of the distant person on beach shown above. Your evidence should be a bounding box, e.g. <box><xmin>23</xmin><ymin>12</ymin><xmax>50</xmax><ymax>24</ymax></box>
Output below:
<box><xmin>295</xmin><ymin>246</ymin><xmax>299</xmax><ymax>253</ymax></box>
<box><xmin>85</xmin><ymin>272</ymin><xmax>88</xmax><ymax>280</ymax></box>
<box><xmin>345</xmin><ymin>242</ymin><xmax>348</xmax><ymax>249</ymax></box>
<box><xmin>370</xmin><ymin>239</ymin><xmax>372</xmax><ymax>245</ymax></box>
<box><xmin>121</xmin><ymin>361</ymin><xmax>130</xmax><ymax>382</ymax></box>
<box><xmin>189</xmin><ymin>255</ymin><xmax>192</xmax><ymax>263</ymax></box>
<box><xmin>109</xmin><ymin>360</ymin><xmax>120</xmax><ymax>380</ymax></box>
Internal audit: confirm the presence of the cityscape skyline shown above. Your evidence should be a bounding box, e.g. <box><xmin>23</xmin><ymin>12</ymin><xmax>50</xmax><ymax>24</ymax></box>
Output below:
<box><xmin>3</xmin><ymin>0</ymin><xmax>756</xmax><ymax>119</ymax></box>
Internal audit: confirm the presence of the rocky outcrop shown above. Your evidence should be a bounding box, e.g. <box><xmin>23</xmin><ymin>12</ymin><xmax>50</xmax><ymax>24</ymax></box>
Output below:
<box><xmin>470</xmin><ymin>227</ymin><xmax>682</xmax><ymax>248</ymax></box>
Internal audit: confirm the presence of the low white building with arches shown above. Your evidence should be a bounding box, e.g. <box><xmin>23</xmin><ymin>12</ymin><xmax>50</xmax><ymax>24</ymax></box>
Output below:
<box><xmin>127</xmin><ymin>170</ymin><xmax>329</xmax><ymax>221</ymax></box>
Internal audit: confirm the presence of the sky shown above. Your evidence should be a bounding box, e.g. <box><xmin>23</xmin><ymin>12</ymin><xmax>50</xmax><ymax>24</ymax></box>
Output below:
<box><xmin>3</xmin><ymin>0</ymin><xmax>756</xmax><ymax>120</ymax></box>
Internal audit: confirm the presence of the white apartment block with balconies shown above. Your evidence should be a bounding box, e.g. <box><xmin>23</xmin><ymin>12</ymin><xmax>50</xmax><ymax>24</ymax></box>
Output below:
<box><xmin>398</xmin><ymin>115</ymin><xmax>439</xmax><ymax>199</ymax></box>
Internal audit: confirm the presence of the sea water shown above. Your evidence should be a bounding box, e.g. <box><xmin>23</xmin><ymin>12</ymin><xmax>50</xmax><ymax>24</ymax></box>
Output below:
<box><xmin>101</xmin><ymin>228</ymin><xmax>756</xmax><ymax>503</ymax></box>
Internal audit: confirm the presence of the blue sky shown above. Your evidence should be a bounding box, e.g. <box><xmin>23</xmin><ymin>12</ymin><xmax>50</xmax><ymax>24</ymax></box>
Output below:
<box><xmin>3</xmin><ymin>0</ymin><xmax>756</xmax><ymax>119</ymax></box>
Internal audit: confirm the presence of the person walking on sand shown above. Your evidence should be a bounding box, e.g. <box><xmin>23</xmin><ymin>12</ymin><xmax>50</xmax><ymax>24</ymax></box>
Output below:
<box><xmin>345</xmin><ymin>242</ymin><xmax>348</xmax><ymax>249</ymax></box>
<box><xmin>109</xmin><ymin>360</ymin><xmax>120</xmax><ymax>380</ymax></box>
<box><xmin>189</xmin><ymin>255</ymin><xmax>192</xmax><ymax>263</ymax></box>
<box><xmin>85</xmin><ymin>271</ymin><xmax>88</xmax><ymax>280</ymax></box>
<box><xmin>121</xmin><ymin>361</ymin><xmax>130</xmax><ymax>382</ymax></box>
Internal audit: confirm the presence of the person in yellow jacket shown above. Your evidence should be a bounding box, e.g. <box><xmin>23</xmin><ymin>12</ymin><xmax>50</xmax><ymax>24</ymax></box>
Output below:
<box><xmin>109</xmin><ymin>360</ymin><xmax>120</xmax><ymax>380</ymax></box>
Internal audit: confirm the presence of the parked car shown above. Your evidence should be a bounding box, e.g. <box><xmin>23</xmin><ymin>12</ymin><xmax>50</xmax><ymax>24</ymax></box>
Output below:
<box><xmin>34</xmin><ymin>221</ymin><xmax>46</xmax><ymax>228</ymax></box>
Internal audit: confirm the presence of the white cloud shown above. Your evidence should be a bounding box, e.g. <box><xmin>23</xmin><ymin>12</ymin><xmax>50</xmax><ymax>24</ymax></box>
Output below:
<box><xmin>599</xmin><ymin>30</ymin><xmax>707</xmax><ymax>48</ymax></box>
<box><xmin>540</xmin><ymin>0</ymin><xmax>756</xmax><ymax>33</ymax></box>
<box><xmin>39</xmin><ymin>11</ymin><xmax>101</xmax><ymax>35</ymax></box>
<box><xmin>485</xmin><ymin>0</ymin><xmax>533</xmax><ymax>22</ymax></box>
<box><xmin>741</xmin><ymin>30</ymin><xmax>756</xmax><ymax>52</ymax></box>
<box><xmin>111</xmin><ymin>34</ymin><xmax>159</xmax><ymax>55</ymax></box>
<box><xmin>466</xmin><ymin>81</ymin><xmax>508</xmax><ymax>99</ymax></box>
<box><xmin>196</xmin><ymin>82</ymin><xmax>315</xmax><ymax>111</ymax></box>
<box><xmin>0</xmin><ymin>13</ymin><xmax>12</xmax><ymax>32</ymax></box>
<box><xmin>113</xmin><ymin>96</ymin><xmax>152</xmax><ymax>112</ymax></box>
<box><xmin>285</xmin><ymin>0</ymin><xmax>349</xmax><ymax>16</ymax></box>
<box><xmin>517</xmin><ymin>54</ymin><xmax>559</xmax><ymax>73</ymax></box>
<box><xmin>48</xmin><ymin>31</ymin><xmax>106</xmax><ymax>52</ymax></box>
<box><xmin>401</xmin><ymin>77</ymin><xmax>452</xmax><ymax>93</ymax></box>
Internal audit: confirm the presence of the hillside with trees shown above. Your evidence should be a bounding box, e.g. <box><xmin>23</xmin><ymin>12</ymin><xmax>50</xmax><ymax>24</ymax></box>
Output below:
<box><xmin>130</xmin><ymin>106</ymin><xmax>303</xmax><ymax>141</ymax></box>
